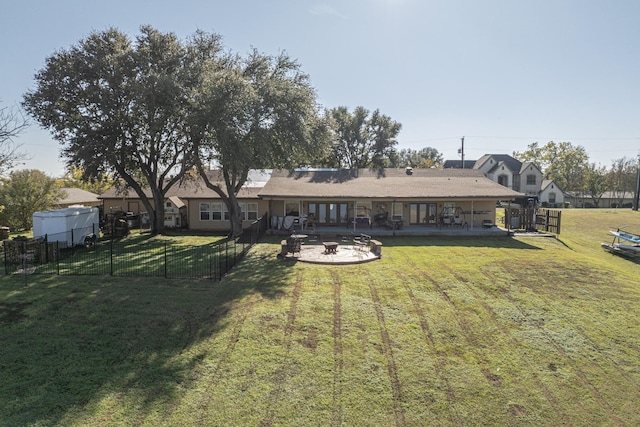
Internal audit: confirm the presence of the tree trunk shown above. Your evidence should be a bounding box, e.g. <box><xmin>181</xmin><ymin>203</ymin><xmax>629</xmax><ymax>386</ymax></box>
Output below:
<box><xmin>227</xmin><ymin>192</ymin><xmax>243</xmax><ymax>238</ymax></box>
<box><xmin>150</xmin><ymin>188</ymin><xmax>166</xmax><ymax>235</ymax></box>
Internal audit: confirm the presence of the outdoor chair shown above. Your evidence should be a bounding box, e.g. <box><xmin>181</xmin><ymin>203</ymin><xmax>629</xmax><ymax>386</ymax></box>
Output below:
<box><xmin>286</xmin><ymin>236</ymin><xmax>301</xmax><ymax>256</ymax></box>
<box><xmin>354</xmin><ymin>233</ymin><xmax>371</xmax><ymax>252</ymax></box>
<box><xmin>453</xmin><ymin>217</ymin><xmax>462</xmax><ymax>227</ymax></box>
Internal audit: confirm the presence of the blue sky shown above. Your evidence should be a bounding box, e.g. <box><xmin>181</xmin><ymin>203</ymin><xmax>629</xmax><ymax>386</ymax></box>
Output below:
<box><xmin>2</xmin><ymin>0</ymin><xmax>639</xmax><ymax>176</ymax></box>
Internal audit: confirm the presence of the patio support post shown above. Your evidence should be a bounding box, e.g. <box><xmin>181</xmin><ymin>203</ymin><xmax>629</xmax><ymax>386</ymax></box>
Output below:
<box><xmin>471</xmin><ymin>200</ymin><xmax>474</xmax><ymax>230</ymax></box>
<box><xmin>353</xmin><ymin>200</ymin><xmax>357</xmax><ymax>233</ymax></box>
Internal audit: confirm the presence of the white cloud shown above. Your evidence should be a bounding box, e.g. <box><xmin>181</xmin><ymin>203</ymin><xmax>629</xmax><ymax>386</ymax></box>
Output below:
<box><xmin>309</xmin><ymin>4</ymin><xmax>348</xmax><ymax>20</ymax></box>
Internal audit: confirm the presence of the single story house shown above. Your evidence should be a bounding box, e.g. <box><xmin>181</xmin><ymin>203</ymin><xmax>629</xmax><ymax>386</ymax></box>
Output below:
<box><xmin>99</xmin><ymin>170</ymin><xmax>272</xmax><ymax>232</ymax></box>
<box><xmin>259</xmin><ymin>168</ymin><xmax>523</xmax><ymax>230</ymax></box>
<box><xmin>565</xmin><ymin>190</ymin><xmax>635</xmax><ymax>208</ymax></box>
<box><xmin>55</xmin><ymin>187</ymin><xmax>101</xmax><ymax>208</ymax></box>
<box><xmin>99</xmin><ymin>167</ymin><xmax>524</xmax><ymax>232</ymax></box>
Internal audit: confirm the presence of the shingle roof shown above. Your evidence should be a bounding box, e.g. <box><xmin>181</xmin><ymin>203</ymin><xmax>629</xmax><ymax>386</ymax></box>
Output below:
<box><xmin>475</xmin><ymin>154</ymin><xmax>524</xmax><ymax>174</ymax></box>
<box><xmin>99</xmin><ymin>170</ymin><xmax>263</xmax><ymax>200</ymax></box>
<box><xmin>58</xmin><ymin>187</ymin><xmax>100</xmax><ymax>205</ymax></box>
<box><xmin>259</xmin><ymin>168</ymin><xmax>524</xmax><ymax>199</ymax></box>
<box><xmin>443</xmin><ymin>160</ymin><xmax>477</xmax><ymax>169</ymax></box>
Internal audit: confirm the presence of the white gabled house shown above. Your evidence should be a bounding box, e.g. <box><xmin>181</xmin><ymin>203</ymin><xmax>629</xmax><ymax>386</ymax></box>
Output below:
<box><xmin>445</xmin><ymin>154</ymin><xmax>562</xmax><ymax>206</ymax></box>
<box><xmin>473</xmin><ymin>154</ymin><xmax>542</xmax><ymax>198</ymax></box>
<box><xmin>539</xmin><ymin>180</ymin><xmax>565</xmax><ymax>208</ymax></box>
<box><xmin>164</xmin><ymin>196</ymin><xmax>186</xmax><ymax>228</ymax></box>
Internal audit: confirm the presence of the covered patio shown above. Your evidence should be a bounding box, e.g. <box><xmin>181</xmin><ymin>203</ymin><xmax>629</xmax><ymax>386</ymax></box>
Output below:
<box><xmin>260</xmin><ymin>168</ymin><xmax>524</xmax><ymax>237</ymax></box>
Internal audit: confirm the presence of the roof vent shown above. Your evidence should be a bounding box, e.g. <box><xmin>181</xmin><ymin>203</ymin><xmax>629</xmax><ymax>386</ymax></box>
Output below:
<box><xmin>405</xmin><ymin>167</ymin><xmax>413</xmax><ymax>175</ymax></box>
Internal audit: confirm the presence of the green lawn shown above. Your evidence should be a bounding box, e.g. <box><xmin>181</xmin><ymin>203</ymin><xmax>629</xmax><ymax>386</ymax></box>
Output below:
<box><xmin>1</xmin><ymin>209</ymin><xmax>639</xmax><ymax>426</ymax></box>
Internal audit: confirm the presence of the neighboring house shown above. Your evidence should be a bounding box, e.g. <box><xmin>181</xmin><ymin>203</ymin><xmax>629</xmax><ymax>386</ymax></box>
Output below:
<box><xmin>99</xmin><ymin>170</ymin><xmax>271</xmax><ymax>232</ymax></box>
<box><xmin>566</xmin><ymin>191</ymin><xmax>634</xmax><ymax>208</ymax></box>
<box><xmin>259</xmin><ymin>168</ymin><xmax>523</xmax><ymax>229</ymax></box>
<box><xmin>445</xmin><ymin>154</ymin><xmax>562</xmax><ymax>205</ymax></box>
<box><xmin>539</xmin><ymin>180</ymin><xmax>565</xmax><ymax>208</ymax></box>
<box><xmin>55</xmin><ymin>187</ymin><xmax>101</xmax><ymax>208</ymax></box>
<box><xmin>473</xmin><ymin>154</ymin><xmax>542</xmax><ymax>197</ymax></box>
<box><xmin>163</xmin><ymin>196</ymin><xmax>186</xmax><ymax>228</ymax></box>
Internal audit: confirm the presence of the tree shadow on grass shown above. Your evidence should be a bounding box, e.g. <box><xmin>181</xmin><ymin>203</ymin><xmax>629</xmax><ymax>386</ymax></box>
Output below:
<box><xmin>0</xmin><ymin>244</ymin><xmax>296</xmax><ymax>426</ymax></box>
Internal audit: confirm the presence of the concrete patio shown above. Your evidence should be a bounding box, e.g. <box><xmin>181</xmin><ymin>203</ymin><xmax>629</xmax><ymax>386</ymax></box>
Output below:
<box><xmin>280</xmin><ymin>242</ymin><xmax>381</xmax><ymax>265</ymax></box>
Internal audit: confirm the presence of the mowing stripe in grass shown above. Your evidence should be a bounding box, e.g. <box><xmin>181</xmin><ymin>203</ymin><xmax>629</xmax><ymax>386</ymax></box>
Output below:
<box><xmin>400</xmin><ymin>281</ymin><xmax>464</xmax><ymax>426</ymax></box>
<box><xmin>484</xmin><ymin>262</ymin><xmax>626</xmax><ymax>426</ymax></box>
<box><xmin>502</xmin><ymin>261</ymin><xmax>640</xmax><ymax>415</ymax></box>
<box><xmin>192</xmin><ymin>296</ymin><xmax>259</xmax><ymax>426</ymax></box>
<box><xmin>259</xmin><ymin>272</ymin><xmax>303</xmax><ymax>427</ymax></box>
<box><xmin>367</xmin><ymin>280</ymin><xmax>406</xmax><ymax>426</ymax></box>
<box><xmin>527</xmin><ymin>263</ymin><xmax>640</xmax><ymax>394</ymax></box>
<box><xmin>330</xmin><ymin>270</ymin><xmax>344</xmax><ymax>427</ymax></box>
<box><xmin>439</xmin><ymin>262</ymin><xmax>572</xmax><ymax>426</ymax></box>
<box><xmin>393</xmin><ymin>248</ymin><xmax>560</xmax><ymax>424</ymax></box>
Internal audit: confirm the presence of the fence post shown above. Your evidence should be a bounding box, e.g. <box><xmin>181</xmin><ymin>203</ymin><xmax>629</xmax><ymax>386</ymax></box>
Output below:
<box><xmin>545</xmin><ymin>210</ymin><xmax>550</xmax><ymax>232</ymax></box>
<box><xmin>110</xmin><ymin>236</ymin><xmax>114</xmax><ymax>276</ymax></box>
<box><xmin>164</xmin><ymin>242</ymin><xmax>168</xmax><ymax>278</ymax></box>
<box><xmin>556</xmin><ymin>211</ymin><xmax>562</xmax><ymax>234</ymax></box>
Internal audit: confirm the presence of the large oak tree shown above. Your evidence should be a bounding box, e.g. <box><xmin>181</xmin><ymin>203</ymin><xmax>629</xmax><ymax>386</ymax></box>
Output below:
<box><xmin>187</xmin><ymin>34</ymin><xmax>329</xmax><ymax>236</ymax></box>
<box><xmin>24</xmin><ymin>27</ymin><xmax>327</xmax><ymax>236</ymax></box>
<box><xmin>514</xmin><ymin>141</ymin><xmax>589</xmax><ymax>191</ymax></box>
<box><xmin>23</xmin><ymin>26</ymin><xmax>202</xmax><ymax>234</ymax></box>
<box><xmin>321</xmin><ymin>106</ymin><xmax>401</xmax><ymax>169</ymax></box>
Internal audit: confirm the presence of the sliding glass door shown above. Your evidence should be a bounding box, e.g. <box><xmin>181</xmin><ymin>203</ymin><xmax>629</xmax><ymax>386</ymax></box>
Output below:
<box><xmin>308</xmin><ymin>202</ymin><xmax>348</xmax><ymax>226</ymax></box>
<box><xmin>409</xmin><ymin>203</ymin><xmax>437</xmax><ymax>224</ymax></box>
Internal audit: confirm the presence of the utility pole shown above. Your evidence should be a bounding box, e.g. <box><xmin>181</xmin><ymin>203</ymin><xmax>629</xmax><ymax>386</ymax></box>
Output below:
<box><xmin>633</xmin><ymin>165</ymin><xmax>640</xmax><ymax>211</ymax></box>
<box><xmin>460</xmin><ymin>136</ymin><xmax>465</xmax><ymax>169</ymax></box>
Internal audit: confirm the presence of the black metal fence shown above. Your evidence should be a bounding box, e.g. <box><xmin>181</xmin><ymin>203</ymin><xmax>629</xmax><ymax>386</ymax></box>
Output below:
<box><xmin>3</xmin><ymin>215</ymin><xmax>268</xmax><ymax>280</ymax></box>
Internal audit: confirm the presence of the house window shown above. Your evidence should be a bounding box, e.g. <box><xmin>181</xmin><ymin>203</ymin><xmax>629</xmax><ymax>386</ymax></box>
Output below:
<box><xmin>199</xmin><ymin>202</ymin><xmax>223</xmax><ymax>221</ymax></box>
<box><xmin>549</xmin><ymin>192</ymin><xmax>556</xmax><ymax>204</ymax></box>
<box><xmin>526</xmin><ymin>175</ymin><xmax>536</xmax><ymax>185</ymax></box>
<box><xmin>246</xmin><ymin>203</ymin><xmax>258</xmax><ymax>221</ymax></box>
<box><xmin>285</xmin><ymin>201</ymin><xmax>300</xmax><ymax>216</ymax></box>
<box><xmin>212</xmin><ymin>203</ymin><xmax>223</xmax><ymax>220</ymax></box>
<box><xmin>199</xmin><ymin>203</ymin><xmax>210</xmax><ymax>221</ymax></box>
<box><xmin>166</xmin><ymin>201</ymin><xmax>172</xmax><ymax>208</ymax></box>
<box><xmin>236</xmin><ymin>203</ymin><xmax>259</xmax><ymax>221</ymax></box>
